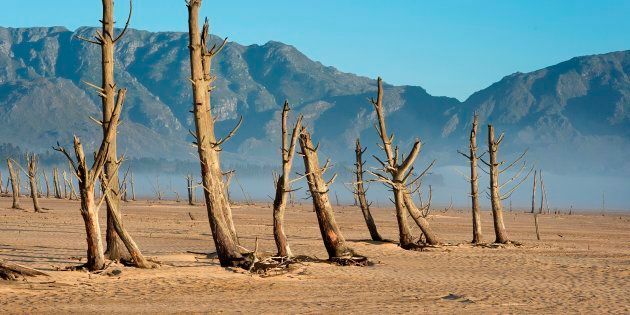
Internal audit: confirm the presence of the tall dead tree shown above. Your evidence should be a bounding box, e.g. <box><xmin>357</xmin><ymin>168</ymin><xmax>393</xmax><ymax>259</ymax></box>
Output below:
<box><xmin>7</xmin><ymin>159</ymin><xmax>21</xmax><ymax>209</ymax></box>
<box><xmin>186</xmin><ymin>0</ymin><xmax>245</xmax><ymax>267</ymax></box>
<box><xmin>457</xmin><ymin>113</ymin><xmax>482</xmax><ymax>243</ymax></box>
<box><xmin>369</xmin><ymin>77</ymin><xmax>440</xmax><ymax>248</ymax></box>
<box><xmin>43</xmin><ymin>171</ymin><xmax>50</xmax><ymax>198</ymax></box>
<box><xmin>272</xmin><ymin>101</ymin><xmax>303</xmax><ymax>257</ymax></box>
<box><xmin>481</xmin><ymin>125</ymin><xmax>532</xmax><ymax>244</ymax></box>
<box><xmin>76</xmin><ymin>0</ymin><xmax>133</xmax><ymax>261</ymax></box>
<box><xmin>129</xmin><ymin>171</ymin><xmax>136</xmax><ymax>201</ymax></box>
<box><xmin>299</xmin><ymin>128</ymin><xmax>362</xmax><ymax>262</ymax></box>
<box><xmin>186</xmin><ymin>174</ymin><xmax>195</xmax><ymax>205</ymax></box>
<box><xmin>353</xmin><ymin>138</ymin><xmax>383</xmax><ymax>241</ymax></box>
<box><xmin>539</xmin><ymin>170</ymin><xmax>547</xmax><ymax>214</ymax></box>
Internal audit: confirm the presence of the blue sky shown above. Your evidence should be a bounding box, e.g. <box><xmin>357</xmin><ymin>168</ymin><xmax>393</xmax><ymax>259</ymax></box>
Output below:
<box><xmin>1</xmin><ymin>0</ymin><xmax>628</xmax><ymax>100</ymax></box>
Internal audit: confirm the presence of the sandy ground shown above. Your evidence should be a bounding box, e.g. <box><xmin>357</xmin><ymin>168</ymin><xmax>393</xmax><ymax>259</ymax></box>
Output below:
<box><xmin>0</xmin><ymin>196</ymin><xmax>628</xmax><ymax>314</ymax></box>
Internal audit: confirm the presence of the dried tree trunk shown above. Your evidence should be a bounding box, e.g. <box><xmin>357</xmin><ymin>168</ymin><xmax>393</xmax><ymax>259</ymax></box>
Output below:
<box><xmin>43</xmin><ymin>171</ymin><xmax>50</xmax><ymax>198</ymax></box>
<box><xmin>272</xmin><ymin>101</ymin><xmax>302</xmax><ymax>257</ymax></box>
<box><xmin>370</xmin><ymin>77</ymin><xmax>439</xmax><ymax>247</ymax></box>
<box><xmin>26</xmin><ymin>154</ymin><xmax>42</xmax><ymax>213</ymax></box>
<box><xmin>354</xmin><ymin>138</ymin><xmax>383</xmax><ymax>241</ymax></box>
<box><xmin>54</xmin><ymin>89</ymin><xmax>127</xmax><ymax>271</ymax></box>
<box><xmin>467</xmin><ymin>114</ymin><xmax>483</xmax><ymax>243</ymax></box>
<box><xmin>539</xmin><ymin>170</ymin><xmax>545</xmax><ymax>214</ymax></box>
<box><xmin>299</xmin><ymin>128</ymin><xmax>355</xmax><ymax>259</ymax></box>
<box><xmin>488</xmin><ymin>125</ymin><xmax>509</xmax><ymax>244</ymax></box>
<box><xmin>186</xmin><ymin>174</ymin><xmax>194</xmax><ymax>205</ymax></box>
<box><xmin>130</xmin><ymin>171</ymin><xmax>136</xmax><ymax>201</ymax></box>
<box><xmin>7</xmin><ymin>159</ymin><xmax>21</xmax><ymax>209</ymax></box>
<box><xmin>52</xmin><ymin>168</ymin><xmax>61</xmax><ymax>199</ymax></box>
<box><xmin>186</xmin><ymin>0</ymin><xmax>243</xmax><ymax>267</ymax></box>
<box><xmin>531</xmin><ymin>170</ymin><xmax>537</xmax><ymax>214</ymax></box>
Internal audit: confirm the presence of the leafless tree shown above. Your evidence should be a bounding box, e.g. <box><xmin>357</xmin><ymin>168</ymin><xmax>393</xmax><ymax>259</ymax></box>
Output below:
<box><xmin>55</xmin><ymin>89</ymin><xmax>152</xmax><ymax>270</ymax></box>
<box><xmin>480</xmin><ymin>124</ymin><xmax>533</xmax><ymax>244</ymax></box>
<box><xmin>76</xmin><ymin>0</ymin><xmax>133</xmax><ymax>261</ymax></box>
<box><xmin>457</xmin><ymin>113</ymin><xmax>483</xmax><ymax>243</ymax></box>
<box><xmin>7</xmin><ymin>159</ymin><xmax>22</xmax><ymax>209</ymax></box>
<box><xmin>42</xmin><ymin>170</ymin><xmax>50</xmax><ymax>198</ymax></box>
<box><xmin>52</xmin><ymin>167</ymin><xmax>62</xmax><ymax>199</ymax></box>
<box><xmin>186</xmin><ymin>174</ymin><xmax>195</xmax><ymax>205</ymax></box>
<box><xmin>299</xmin><ymin>128</ymin><xmax>365</xmax><ymax>264</ymax></box>
<box><xmin>272</xmin><ymin>101</ymin><xmax>303</xmax><ymax>257</ymax></box>
<box><xmin>186</xmin><ymin>0</ymin><xmax>247</xmax><ymax>267</ymax></box>
<box><xmin>351</xmin><ymin>138</ymin><xmax>383</xmax><ymax>241</ymax></box>
<box><xmin>12</xmin><ymin>154</ymin><xmax>42</xmax><ymax>212</ymax></box>
<box><xmin>129</xmin><ymin>171</ymin><xmax>136</xmax><ymax>201</ymax></box>
<box><xmin>531</xmin><ymin>170</ymin><xmax>537</xmax><ymax>214</ymax></box>
<box><xmin>368</xmin><ymin>77</ymin><xmax>440</xmax><ymax>248</ymax></box>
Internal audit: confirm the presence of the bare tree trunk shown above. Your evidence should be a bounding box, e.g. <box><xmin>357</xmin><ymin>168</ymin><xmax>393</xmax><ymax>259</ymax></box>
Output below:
<box><xmin>272</xmin><ymin>101</ymin><xmax>302</xmax><ymax>257</ymax></box>
<box><xmin>369</xmin><ymin>77</ymin><xmax>439</xmax><ymax>248</ymax></box>
<box><xmin>531</xmin><ymin>170</ymin><xmax>537</xmax><ymax>214</ymax></box>
<box><xmin>130</xmin><ymin>171</ymin><xmax>136</xmax><ymax>201</ymax></box>
<box><xmin>465</xmin><ymin>114</ymin><xmax>483</xmax><ymax>243</ymax></box>
<box><xmin>533</xmin><ymin>213</ymin><xmax>541</xmax><ymax>240</ymax></box>
<box><xmin>186</xmin><ymin>0</ymin><xmax>244</xmax><ymax>267</ymax></box>
<box><xmin>43</xmin><ymin>171</ymin><xmax>50</xmax><ymax>198</ymax></box>
<box><xmin>7</xmin><ymin>159</ymin><xmax>21</xmax><ymax>209</ymax></box>
<box><xmin>26</xmin><ymin>154</ymin><xmax>42</xmax><ymax>213</ymax></box>
<box><xmin>186</xmin><ymin>174</ymin><xmax>194</xmax><ymax>205</ymax></box>
<box><xmin>54</xmin><ymin>89</ymin><xmax>126</xmax><ymax>271</ymax></box>
<box><xmin>62</xmin><ymin>171</ymin><xmax>68</xmax><ymax>199</ymax></box>
<box><xmin>488</xmin><ymin>125</ymin><xmax>509</xmax><ymax>244</ymax></box>
<box><xmin>299</xmin><ymin>128</ymin><xmax>356</xmax><ymax>259</ymax></box>
<box><xmin>224</xmin><ymin>171</ymin><xmax>234</xmax><ymax>205</ymax></box>
<box><xmin>52</xmin><ymin>168</ymin><xmax>61</xmax><ymax>199</ymax></box>
<box><xmin>539</xmin><ymin>170</ymin><xmax>545</xmax><ymax>214</ymax></box>
<box><xmin>354</xmin><ymin>138</ymin><xmax>383</xmax><ymax>241</ymax></box>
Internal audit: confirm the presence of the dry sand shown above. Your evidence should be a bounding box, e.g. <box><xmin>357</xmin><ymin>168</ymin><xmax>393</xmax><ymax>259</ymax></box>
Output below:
<box><xmin>0</xmin><ymin>196</ymin><xmax>628</xmax><ymax>314</ymax></box>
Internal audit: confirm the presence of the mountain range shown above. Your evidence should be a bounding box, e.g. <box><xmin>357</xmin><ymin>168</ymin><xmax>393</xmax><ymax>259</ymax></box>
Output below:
<box><xmin>0</xmin><ymin>26</ymin><xmax>628</xmax><ymax>178</ymax></box>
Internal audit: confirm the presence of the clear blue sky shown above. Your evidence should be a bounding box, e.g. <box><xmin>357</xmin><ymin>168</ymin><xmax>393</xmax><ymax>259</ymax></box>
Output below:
<box><xmin>1</xmin><ymin>0</ymin><xmax>628</xmax><ymax>100</ymax></box>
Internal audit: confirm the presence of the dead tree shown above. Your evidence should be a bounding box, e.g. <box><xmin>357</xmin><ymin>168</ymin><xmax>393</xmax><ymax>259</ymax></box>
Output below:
<box><xmin>0</xmin><ymin>259</ymin><xmax>49</xmax><ymax>281</ymax></box>
<box><xmin>353</xmin><ymin>138</ymin><xmax>383</xmax><ymax>241</ymax></box>
<box><xmin>368</xmin><ymin>77</ymin><xmax>440</xmax><ymax>248</ymax></box>
<box><xmin>457</xmin><ymin>113</ymin><xmax>483</xmax><ymax>244</ymax></box>
<box><xmin>481</xmin><ymin>125</ymin><xmax>532</xmax><ymax>244</ymax></box>
<box><xmin>186</xmin><ymin>0</ymin><xmax>245</xmax><ymax>267</ymax></box>
<box><xmin>299</xmin><ymin>128</ymin><xmax>364</xmax><ymax>263</ymax></box>
<box><xmin>13</xmin><ymin>154</ymin><xmax>43</xmax><ymax>212</ymax></box>
<box><xmin>43</xmin><ymin>170</ymin><xmax>50</xmax><ymax>198</ymax></box>
<box><xmin>129</xmin><ymin>171</ymin><xmax>136</xmax><ymax>201</ymax></box>
<box><xmin>186</xmin><ymin>174</ymin><xmax>195</xmax><ymax>205</ymax></box>
<box><xmin>52</xmin><ymin>168</ymin><xmax>62</xmax><ymax>199</ymax></box>
<box><xmin>531</xmin><ymin>170</ymin><xmax>537</xmax><ymax>213</ymax></box>
<box><xmin>223</xmin><ymin>170</ymin><xmax>235</xmax><ymax>204</ymax></box>
<box><xmin>76</xmin><ymin>0</ymin><xmax>133</xmax><ymax>261</ymax></box>
<box><xmin>272</xmin><ymin>101</ymin><xmax>303</xmax><ymax>257</ymax></box>
<box><xmin>55</xmin><ymin>89</ymin><xmax>151</xmax><ymax>270</ymax></box>
<box><xmin>7</xmin><ymin>159</ymin><xmax>21</xmax><ymax>209</ymax></box>
<box><xmin>539</xmin><ymin>170</ymin><xmax>548</xmax><ymax>214</ymax></box>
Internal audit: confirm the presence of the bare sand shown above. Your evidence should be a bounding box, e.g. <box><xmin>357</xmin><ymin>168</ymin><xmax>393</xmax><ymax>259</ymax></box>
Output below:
<box><xmin>0</xmin><ymin>196</ymin><xmax>628</xmax><ymax>314</ymax></box>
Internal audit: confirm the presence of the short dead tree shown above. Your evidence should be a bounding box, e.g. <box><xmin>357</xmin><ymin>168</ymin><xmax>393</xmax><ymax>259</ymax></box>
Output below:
<box><xmin>457</xmin><ymin>113</ymin><xmax>483</xmax><ymax>244</ymax></box>
<box><xmin>12</xmin><ymin>154</ymin><xmax>43</xmax><ymax>213</ymax></box>
<box><xmin>298</xmin><ymin>127</ymin><xmax>367</xmax><ymax>265</ymax></box>
<box><xmin>186</xmin><ymin>173</ymin><xmax>195</xmax><ymax>205</ymax></box>
<box><xmin>52</xmin><ymin>167</ymin><xmax>62</xmax><ymax>199</ymax></box>
<box><xmin>272</xmin><ymin>101</ymin><xmax>303</xmax><ymax>257</ymax></box>
<box><xmin>42</xmin><ymin>170</ymin><xmax>50</xmax><ymax>198</ymax></box>
<box><xmin>186</xmin><ymin>0</ymin><xmax>247</xmax><ymax>268</ymax></box>
<box><xmin>54</xmin><ymin>89</ymin><xmax>153</xmax><ymax>270</ymax></box>
<box><xmin>6</xmin><ymin>159</ymin><xmax>22</xmax><ymax>209</ymax></box>
<box><xmin>368</xmin><ymin>77</ymin><xmax>440</xmax><ymax>248</ymax></box>
<box><xmin>351</xmin><ymin>138</ymin><xmax>383</xmax><ymax>241</ymax></box>
<box><xmin>480</xmin><ymin>124</ymin><xmax>533</xmax><ymax>244</ymax></box>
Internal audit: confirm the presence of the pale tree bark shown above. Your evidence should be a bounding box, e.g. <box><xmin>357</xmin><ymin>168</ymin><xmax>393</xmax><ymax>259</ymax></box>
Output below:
<box><xmin>272</xmin><ymin>101</ymin><xmax>303</xmax><ymax>257</ymax></box>
<box><xmin>458</xmin><ymin>113</ymin><xmax>482</xmax><ymax>243</ymax></box>
<box><xmin>186</xmin><ymin>0</ymin><xmax>245</xmax><ymax>267</ymax></box>
<box><xmin>369</xmin><ymin>77</ymin><xmax>439</xmax><ymax>247</ymax></box>
<box><xmin>299</xmin><ymin>128</ymin><xmax>359</xmax><ymax>260</ymax></box>
<box><xmin>52</xmin><ymin>168</ymin><xmax>61</xmax><ymax>199</ymax></box>
<box><xmin>76</xmin><ymin>0</ymin><xmax>133</xmax><ymax>260</ymax></box>
<box><xmin>43</xmin><ymin>170</ymin><xmax>50</xmax><ymax>198</ymax></box>
<box><xmin>25</xmin><ymin>154</ymin><xmax>42</xmax><ymax>212</ymax></box>
<box><xmin>7</xmin><ymin>159</ymin><xmax>21</xmax><ymax>209</ymax></box>
<box><xmin>55</xmin><ymin>89</ymin><xmax>150</xmax><ymax>270</ymax></box>
<box><xmin>531</xmin><ymin>170</ymin><xmax>537</xmax><ymax>214</ymax></box>
<box><xmin>186</xmin><ymin>174</ymin><xmax>194</xmax><ymax>205</ymax></box>
<box><xmin>130</xmin><ymin>171</ymin><xmax>136</xmax><ymax>201</ymax></box>
<box><xmin>353</xmin><ymin>138</ymin><xmax>383</xmax><ymax>241</ymax></box>
<box><xmin>483</xmin><ymin>125</ymin><xmax>533</xmax><ymax>244</ymax></box>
